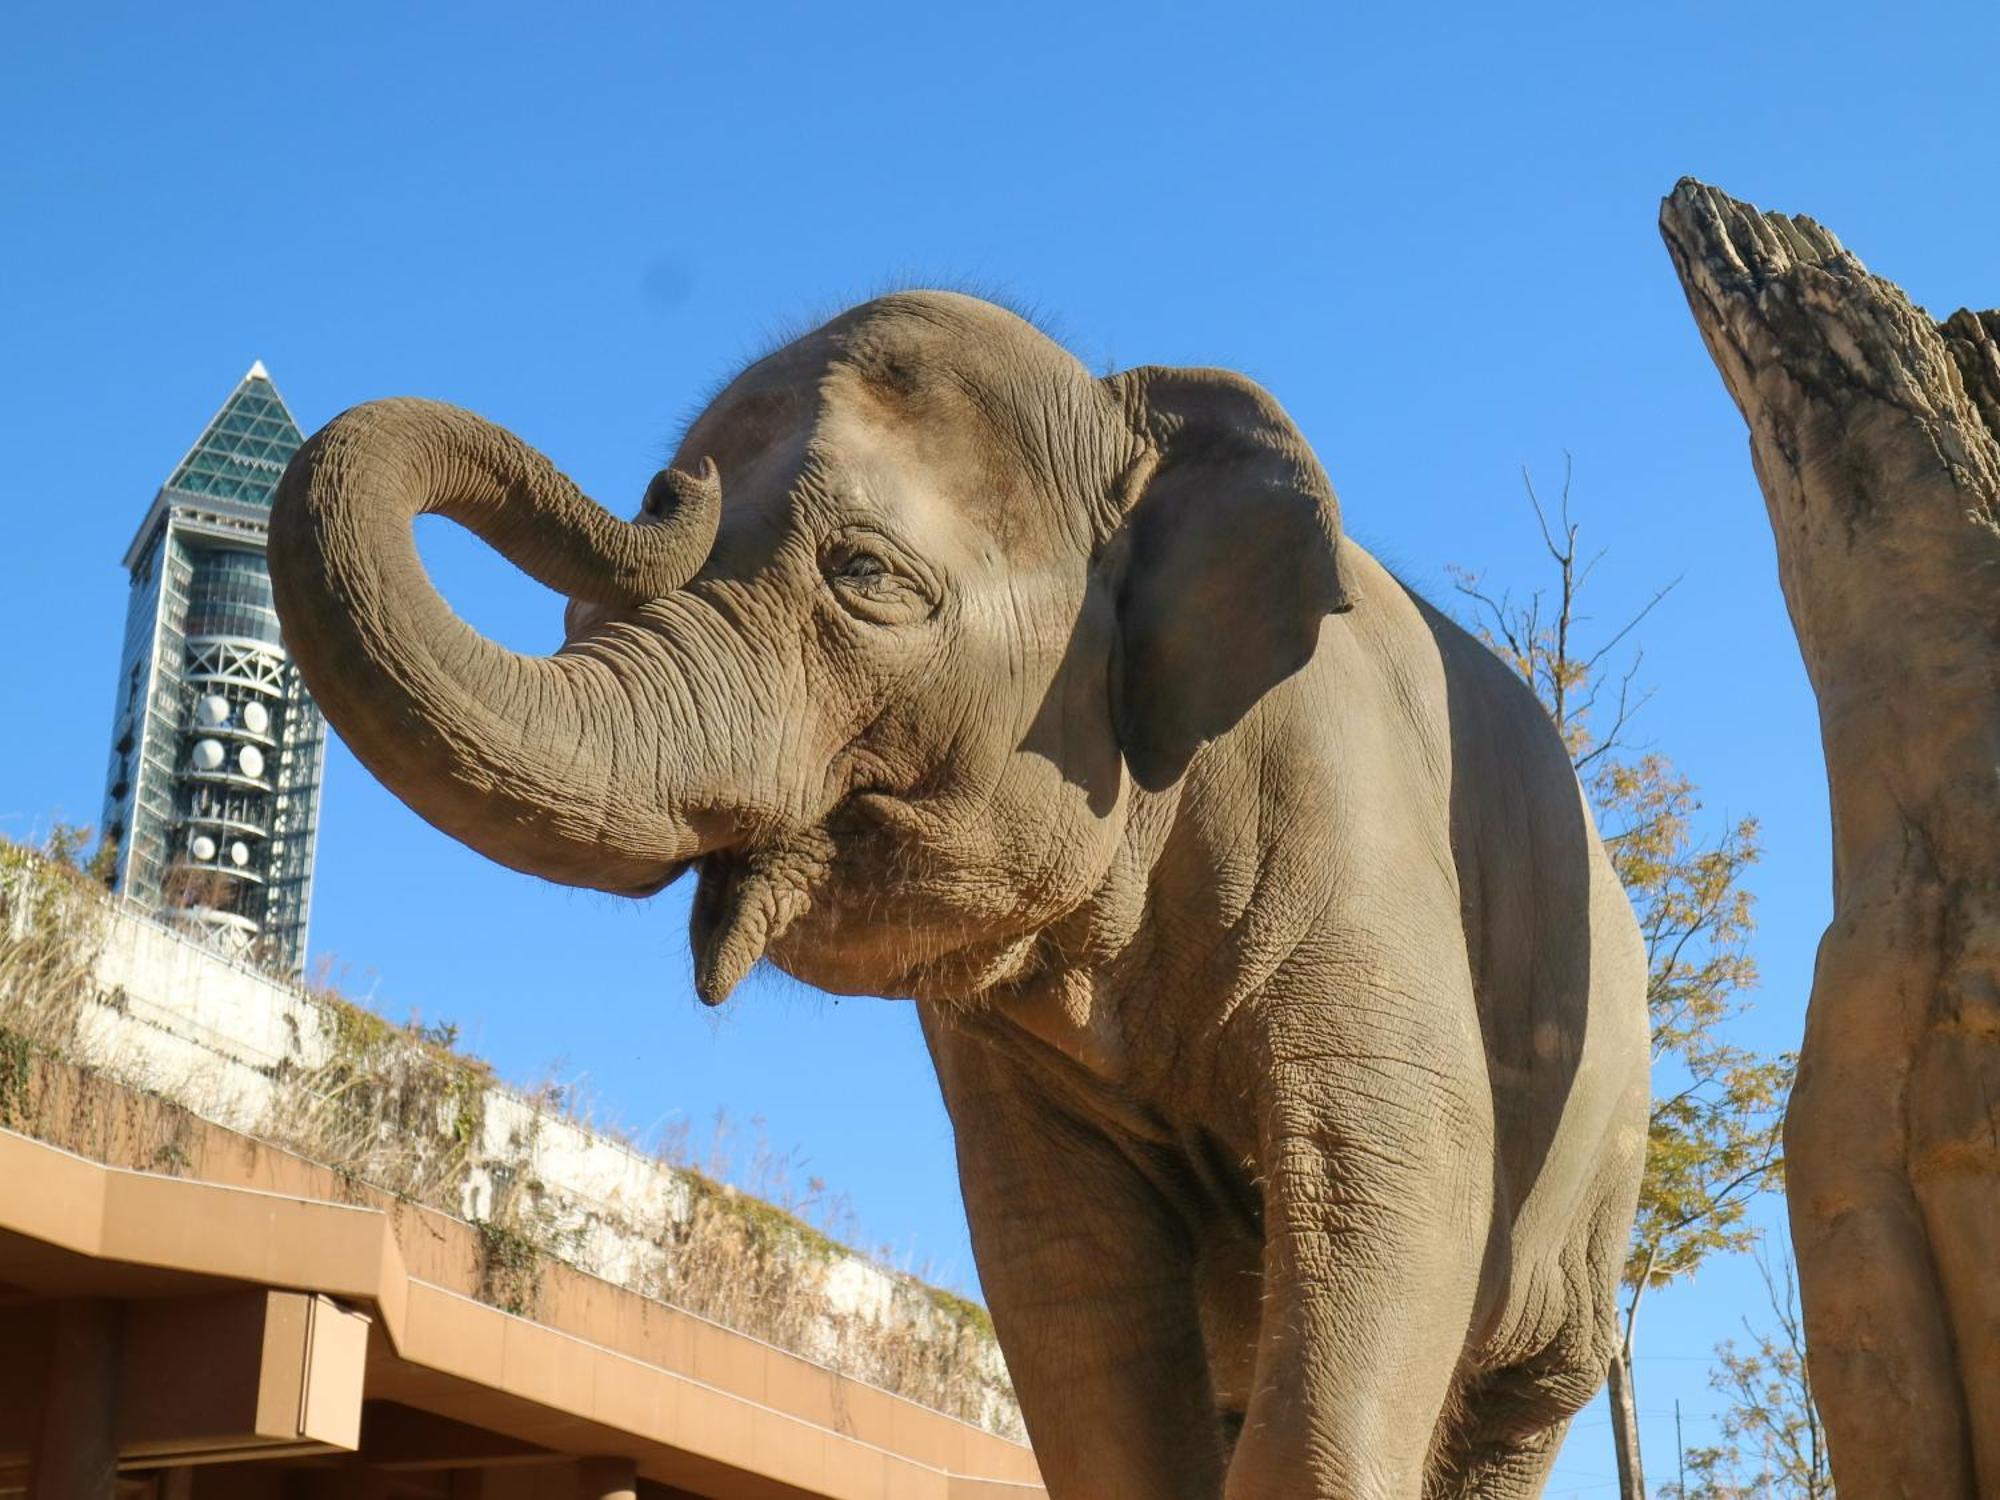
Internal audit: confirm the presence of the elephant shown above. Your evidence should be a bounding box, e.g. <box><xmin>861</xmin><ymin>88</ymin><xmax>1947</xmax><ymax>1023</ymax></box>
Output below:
<box><xmin>268</xmin><ymin>291</ymin><xmax>1649</xmax><ymax>1499</ymax></box>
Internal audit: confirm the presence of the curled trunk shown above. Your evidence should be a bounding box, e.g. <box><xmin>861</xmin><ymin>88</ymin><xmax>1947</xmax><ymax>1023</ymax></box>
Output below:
<box><xmin>268</xmin><ymin>399</ymin><xmax>719</xmax><ymax>892</ymax></box>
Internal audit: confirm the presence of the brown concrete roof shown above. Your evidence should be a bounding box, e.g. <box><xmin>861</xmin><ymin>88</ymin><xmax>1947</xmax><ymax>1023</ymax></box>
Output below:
<box><xmin>0</xmin><ymin>1127</ymin><xmax>1044</xmax><ymax>1497</ymax></box>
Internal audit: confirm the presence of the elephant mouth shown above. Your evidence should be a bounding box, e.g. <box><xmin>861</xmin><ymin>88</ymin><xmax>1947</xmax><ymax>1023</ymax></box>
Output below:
<box><xmin>641</xmin><ymin>787</ymin><xmax>910</xmax><ymax>1004</ymax></box>
<box><xmin>607</xmin><ymin>852</ymin><xmax>756</xmax><ymax>998</ymax></box>
<box><xmin>688</xmin><ymin>851</ymin><xmax>739</xmax><ymax>965</ymax></box>
<box><xmin>685</xmin><ymin>845</ymin><xmax>810</xmax><ymax>1007</ymax></box>
<box><xmin>607</xmin><ymin>855</ymin><xmax>753</xmax><ymax>1002</ymax></box>
<box><xmin>618</xmin><ymin>860</ymin><xmax>692</xmax><ymax>899</ymax></box>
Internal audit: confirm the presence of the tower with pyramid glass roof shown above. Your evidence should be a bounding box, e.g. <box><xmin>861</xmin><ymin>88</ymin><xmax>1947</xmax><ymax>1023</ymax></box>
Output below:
<box><xmin>100</xmin><ymin>363</ymin><xmax>325</xmax><ymax>975</ymax></box>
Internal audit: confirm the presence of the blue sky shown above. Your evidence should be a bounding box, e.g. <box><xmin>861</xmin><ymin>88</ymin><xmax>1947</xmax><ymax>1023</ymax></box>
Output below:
<box><xmin>5</xmin><ymin>4</ymin><xmax>1995</xmax><ymax>1491</ymax></box>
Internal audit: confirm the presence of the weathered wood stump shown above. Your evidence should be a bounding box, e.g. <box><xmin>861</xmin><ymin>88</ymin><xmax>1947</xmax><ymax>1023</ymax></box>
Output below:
<box><xmin>1661</xmin><ymin>178</ymin><xmax>2000</xmax><ymax>1497</ymax></box>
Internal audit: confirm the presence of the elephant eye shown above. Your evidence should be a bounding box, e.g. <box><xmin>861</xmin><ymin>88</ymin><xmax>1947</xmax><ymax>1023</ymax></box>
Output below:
<box><xmin>822</xmin><ymin>532</ymin><xmax>936</xmax><ymax>624</ymax></box>
<box><xmin>835</xmin><ymin>551</ymin><xmax>887</xmax><ymax>580</ymax></box>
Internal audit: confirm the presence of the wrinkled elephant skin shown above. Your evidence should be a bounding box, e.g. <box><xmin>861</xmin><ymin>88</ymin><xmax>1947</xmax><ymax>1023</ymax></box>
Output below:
<box><xmin>269</xmin><ymin>294</ymin><xmax>1648</xmax><ymax>1499</ymax></box>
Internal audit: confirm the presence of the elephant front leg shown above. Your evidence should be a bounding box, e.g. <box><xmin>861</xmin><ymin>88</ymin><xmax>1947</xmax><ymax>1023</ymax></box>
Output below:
<box><xmin>1227</xmin><ymin>1065</ymin><xmax>1493</xmax><ymax>1499</ymax></box>
<box><xmin>976</xmin><ymin>1166</ymin><xmax>1231</xmax><ymax>1499</ymax></box>
<box><xmin>929</xmin><ymin>1024</ymin><xmax>1229</xmax><ymax>1498</ymax></box>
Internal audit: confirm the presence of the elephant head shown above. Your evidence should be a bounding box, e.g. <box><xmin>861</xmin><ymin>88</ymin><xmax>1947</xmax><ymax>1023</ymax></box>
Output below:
<box><xmin>269</xmin><ymin>294</ymin><xmax>1353</xmax><ymax>1007</ymax></box>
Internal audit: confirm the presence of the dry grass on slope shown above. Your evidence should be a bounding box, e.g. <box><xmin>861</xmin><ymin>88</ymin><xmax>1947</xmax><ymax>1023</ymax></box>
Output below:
<box><xmin>0</xmin><ymin>829</ymin><xmax>1019</xmax><ymax>1438</ymax></box>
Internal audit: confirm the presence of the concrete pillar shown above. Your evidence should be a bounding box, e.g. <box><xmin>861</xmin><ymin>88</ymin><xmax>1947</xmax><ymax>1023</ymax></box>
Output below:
<box><xmin>29</xmin><ymin>1300</ymin><xmax>121</xmax><ymax>1500</ymax></box>
<box><xmin>574</xmin><ymin>1458</ymin><xmax>636</xmax><ymax>1500</ymax></box>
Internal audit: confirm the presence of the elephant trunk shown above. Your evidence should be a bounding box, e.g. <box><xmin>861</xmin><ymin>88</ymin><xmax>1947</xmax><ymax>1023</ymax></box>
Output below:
<box><xmin>268</xmin><ymin>398</ymin><xmax>721</xmax><ymax>893</ymax></box>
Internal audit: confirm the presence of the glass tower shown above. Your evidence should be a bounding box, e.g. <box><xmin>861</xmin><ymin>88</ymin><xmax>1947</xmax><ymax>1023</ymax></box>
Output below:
<box><xmin>100</xmin><ymin>362</ymin><xmax>325</xmax><ymax>975</ymax></box>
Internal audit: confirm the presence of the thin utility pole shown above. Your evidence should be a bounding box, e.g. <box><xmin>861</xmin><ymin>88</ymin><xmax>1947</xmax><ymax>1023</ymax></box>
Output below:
<box><xmin>1676</xmin><ymin>1399</ymin><xmax>1685</xmax><ymax>1496</ymax></box>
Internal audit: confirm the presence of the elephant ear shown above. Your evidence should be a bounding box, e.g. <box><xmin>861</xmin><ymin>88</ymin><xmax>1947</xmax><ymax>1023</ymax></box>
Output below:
<box><xmin>1101</xmin><ymin>366</ymin><xmax>1356</xmax><ymax>793</ymax></box>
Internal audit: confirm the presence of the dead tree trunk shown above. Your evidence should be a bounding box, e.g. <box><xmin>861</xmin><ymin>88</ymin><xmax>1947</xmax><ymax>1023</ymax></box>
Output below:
<box><xmin>1660</xmin><ymin>178</ymin><xmax>2000</xmax><ymax>1498</ymax></box>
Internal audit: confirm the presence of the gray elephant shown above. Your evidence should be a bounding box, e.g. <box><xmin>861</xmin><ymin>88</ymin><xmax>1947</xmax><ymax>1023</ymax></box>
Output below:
<box><xmin>269</xmin><ymin>292</ymin><xmax>1648</xmax><ymax>1498</ymax></box>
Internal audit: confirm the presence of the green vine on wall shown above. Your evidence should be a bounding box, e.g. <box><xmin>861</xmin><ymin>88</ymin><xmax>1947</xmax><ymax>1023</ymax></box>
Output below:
<box><xmin>475</xmin><ymin>1215</ymin><xmax>546</xmax><ymax>1317</ymax></box>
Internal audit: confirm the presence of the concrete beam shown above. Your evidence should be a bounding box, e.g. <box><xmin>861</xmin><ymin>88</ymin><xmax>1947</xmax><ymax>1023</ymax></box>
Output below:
<box><xmin>7</xmin><ymin>1289</ymin><xmax>368</xmax><ymax>1480</ymax></box>
<box><xmin>120</xmin><ymin>1289</ymin><xmax>369</xmax><ymax>1462</ymax></box>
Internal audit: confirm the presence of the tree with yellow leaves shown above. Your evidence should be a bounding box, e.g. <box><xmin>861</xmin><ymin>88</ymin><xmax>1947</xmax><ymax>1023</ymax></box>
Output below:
<box><xmin>1454</xmin><ymin>464</ymin><xmax>1791</xmax><ymax>1500</ymax></box>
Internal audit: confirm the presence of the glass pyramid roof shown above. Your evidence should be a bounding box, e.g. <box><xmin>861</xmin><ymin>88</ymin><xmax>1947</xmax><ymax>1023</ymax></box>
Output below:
<box><xmin>159</xmin><ymin>361</ymin><xmax>304</xmax><ymax>509</ymax></box>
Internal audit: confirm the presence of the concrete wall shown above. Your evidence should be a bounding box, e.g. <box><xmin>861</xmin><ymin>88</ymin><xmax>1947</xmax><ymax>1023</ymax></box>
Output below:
<box><xmin>4</xmin><ymin>853</ymin><xmax>1021</xmax><ymax>1439</ymax></box>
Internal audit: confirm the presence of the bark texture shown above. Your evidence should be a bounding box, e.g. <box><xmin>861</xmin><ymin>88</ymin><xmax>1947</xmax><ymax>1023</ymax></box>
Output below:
<box><xmin>1606</xmin><ymin>1346</ymin><xmax>1645</xmax><ymax>1500</ymax></box>
<box><xmin>1661</xmin><ymin>178</ymin><xmax>2000</xmax><ymax>1497</ymax></box>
